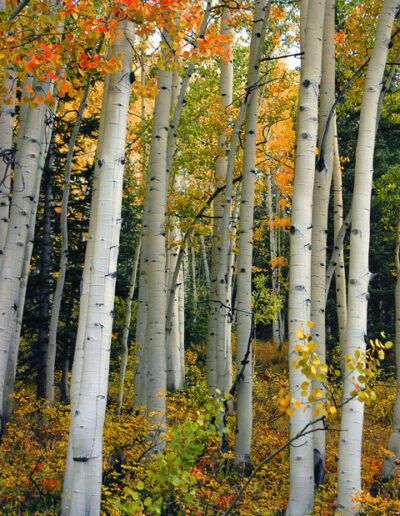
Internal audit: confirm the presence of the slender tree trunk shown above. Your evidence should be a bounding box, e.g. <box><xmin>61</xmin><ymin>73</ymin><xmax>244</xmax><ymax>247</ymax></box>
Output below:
<box><xmin>145</xmin><ymin>36</ymin><xmax>172</xmax><ymax>452</ymax></box>
<box><xmin>234</xmin><ymin>0</ymin><xmax>270</xmax><ymax>468</ymax></box>
<box><xmin>46</xmin><ymin>77</ymin><xmax>91</xmax><ymax>403</ymax></box>
<box><xmin>310</xmin><ymin>0</ymin><xmax>335</xmax><ymax>477</ymax></box>
<box><xmin>286</xmin><ymin>0</ymin><xmax>325</xmax><ymax>513</ymax></box>
<box><xmin>266</xmin><ymin>167</ymin><xmax>280</xmax><ymax>347</ymax></box>
<box><xmin>62</xmin><ymin>21</ymin><xmax>134</xmax><ymax>515</ymax></box>
<box><xmin>337</xmin><ymin>2</ymin><xmax>398</xmax><ymax>512</ymax></box>
<box><xmin>206</xmin><ymin>6</ymin><xmax>234</xmax><ymax>394</ymax></box>
<box><xmin>332</xmin><ymin>120</ymin><xmax>348</xmax><ymax>373</ymax></box>
<box><xmin>36</xmin><ymin>159</ymin><xmax>54</xmax><ymax>399</ymax></box>
<box><xmin>118</xmin><ymin>234</ymin><xmax>141</xmax><ymax>412</ymax></box>
<box><xmin>200</xmin><ymin>234</ymin><xmax>210</xmax><ymax>290</ymax></box>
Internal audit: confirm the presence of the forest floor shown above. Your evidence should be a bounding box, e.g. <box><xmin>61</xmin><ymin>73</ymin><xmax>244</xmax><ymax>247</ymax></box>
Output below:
<box><xmin>0</xmin><ymin>340</ymin><xmax>398</xmax><ymax>515</ymax></box>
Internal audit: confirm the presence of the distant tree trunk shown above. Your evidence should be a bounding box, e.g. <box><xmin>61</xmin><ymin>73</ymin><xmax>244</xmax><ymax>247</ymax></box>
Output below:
<box><xmin>337</xmin><ymin>1</ymin><xmax>398</xmax><ymax>512</ymax></box>
<box><xmin>200</xmin><ymin>234</ymin><xmax>210</xmax><ymax>290</ymax></box>
<box><xmin>266</xmin><ymin>167</ymin><xmax>280</xmax><ymax>348</ymax></box>
<box><xmin>332</xmin><ymin>117</ymin><xmax>347</xmax><ymax>373</ymax></box>
<box><xmin>286</xmin><ymin>0</ymin><xmax>325</xmax><ymax>513</ymax></box>
<box><xmin>310</xmin><ymin>0</ymin><xmax>335</xmax><ymax>479</ymax></box>
<box><xmin>381</xmin><ymin>212</ymin><xmax>400</xmax><ymax>480</ymax></box>
<box><xmin>118</xmin><ymin>234</ymin><xmax>141</xmax><ymax>412</ymax></box>
<box><xmin>36</xmin><ymin>158</ymin><xmax>54</xmax><ymax>399</ymax></box>
<box><xmin>46</xmin><ymin>77</ymin><xmax>91</xmax><ymax>403</ymax></box>
<box><xmin>234</xmin><ymin>0</ymin><xmax>269</xmax><ymax>468</ymax></box>
<box><xmin>62</xmin><ymin>20</ymin><xmax>134</xmax><ymax>514</ymax></box>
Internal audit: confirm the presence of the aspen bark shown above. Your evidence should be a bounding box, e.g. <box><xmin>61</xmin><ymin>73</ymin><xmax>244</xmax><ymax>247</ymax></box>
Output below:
<box><xmin>234</xmin><ymin>0</ymin><xmax>269</xmax><ymax>468</ymax></box>
<box><xmin>286</xmin><ymin>0</ymin><xmax>325</xmax><ymax>513</ymax></box>
<box><xmin>0</xmin><ymin>79</ymin><xmax>50</xmax><ymax>428</ymax></box>
<box><xmin>310</xmin><ymin>0</ymin><xmax>335</xmax><ymax>473</ymax></box>
<box><xmin>200</xmin><ymin>234</ymin><xmax>211</xmax><ymax>290</ymax></box>
<box><xmin>62</xmin><ymin>21</ymin><xmax>134</xmax><ymax>514</ymax></box>
<box><xmin>145</xmin><ymin>40</ymin><xmax>172</xmax><ymax>451</ymax></box>
<box><xmin>337</xmin><ymin>1</ymin><xmax>399</xmax><ymax>512</ymax></box>
<box><xmin>207</xmin><ymin>6</ymin><xmax>234</xmax><ymax>394</ymax></box>
<box><xmin>0</xmin><ymin>66</ymin><xmax>15</xmax><ymax>255</ymax></box>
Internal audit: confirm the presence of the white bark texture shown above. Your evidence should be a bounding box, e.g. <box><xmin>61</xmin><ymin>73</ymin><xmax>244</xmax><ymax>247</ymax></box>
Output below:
<box><xmin>62</xmin><ymin>21</ymin><xmax>134</xmax><ymax>515</ymax></box>
<box><xmin>166</xmin><ymin>174</ymin><xmax>184</xmax><ymax>392</ymax></box>
<box><xmin>234</xmin><ymin>0</ymin><xmax>269</xmax><ymax>467</ymax></box>
<box><xmin>337</xmin><ymin>1</ymin><xmax>399</xmax><ymax>512</ymax></box>
<box><xmin>0</xmin><ymin>66</ymin><xmax>16</xmax><ymax>255</ymax></box>
<box><xmin>286</xmin><ymin>1</ymin><xmax>325</xmax><ymax>514</ymax></box>
<box><xmin>145</xmin><ymin>48</ymin><xmax>172</xmax><ymax>452</ymax></box>
<box><xmin>206</xmin><ymin>6</ymin><xmax>234</xmax><ymax>394</ymax></box>
<box><xmin>46</xmin><ymin>78</ymin><xmax>91</xmax><ymax>404</ymax></box>
<box><xmin>311</xmin><ymin>0</ymin><xmax>335</xmax><ymax>468</ymax></box>
<box><xmin>0</xmin><ymin>79</ymin><xmax>49</xmax><ymax>426</ymax></box>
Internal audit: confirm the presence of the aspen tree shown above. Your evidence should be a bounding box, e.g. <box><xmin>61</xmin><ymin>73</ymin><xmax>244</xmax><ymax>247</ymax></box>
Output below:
<box><xmin>145</xmin><ymin>35</ymin><xmax>172</xmax><ymax>451</ymax></box>
<box><xmin>286</xmin><ymin>0</ymin><xmax>325</xmax><ymax>513</ymax></box>
<box><xmin>206</xmin><ymin>5</ymin><xmax>233</xmax><ymax>394</ymax></box>
<box><xmin>0</xmin><ymin>79</ymin><xmax>50</xmax><ymax>429</ymax></box>
<box><xmin>310</xmin><ymin>0</ymin><xmax>335</xmax><ymax>475</ymax></box>
<box><xmin>62</xmin><ymin>20</ymin><xmax>134</xmax><ymax>514</ymax></box>
<box><xmin>234</xmin><ymin>0</ymin><xmax>270</xmax><ymax>468</ymax></box>
<box><xmin>337</xmin><ymin>1</ymin><xmax>399</xmax><ymax>512</ymax></box>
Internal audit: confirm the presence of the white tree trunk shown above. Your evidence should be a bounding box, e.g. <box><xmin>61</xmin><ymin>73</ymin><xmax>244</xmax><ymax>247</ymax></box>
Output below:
<box><xmin>62</xmin><ymin>21</ymin><xmax>134</xmax><ymax>515</ymax></box>
<box><xmin>234</xmin><ymin>0</ymin><xmax>269</xmax><ymax>468</ymax></box>
<box><xmin>337</xmin><ymin>1</ymin><xmax>398</xmax><ymax>512</ymax></box>
<box><xmin>0</xmin><ymin>66</ymin><xmax>16</xmax><ymax>255</ymax></box>
<box><xmin>0</xmin><ymin>79</ymin><xmax>50</xmax><ymax>428</ymax></box>
<box><xmin>206</xmin><ymin>6</ymin><xmax>234</xmax><ymax>394</ymax></box>
<box><xmin>286</xmin><ymin>0</ymin><xmax>325</xmax><ymax>513</ymax></box>
<box><xmin>145</xmin><ymin>43</ymin><xmax>172</xmax><ymax>452</ymax></box>
<box><xmin>200</xmin><ymin>234</ymin><xmax>211</xmax><ymax>290</ymax></box>
<box><xmin>310</xmin><ymin>0</ymin><xmax>335</xmax><ymax>473</ymax></box>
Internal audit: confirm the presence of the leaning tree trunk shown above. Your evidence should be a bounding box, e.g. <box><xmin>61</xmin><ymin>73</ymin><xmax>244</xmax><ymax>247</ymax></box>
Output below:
<box><xmin>337</xmin><ymin>1</ymin><xmax>398</xmax><ymax>512</ymax></box>
<box><xmin>234</xmin><ymin>0</ymin><xmax>269</xmax><ymax>469</ymax></box>
<box><xmin>61</xmin><ymin>20</ymin><xmax>134</xmax><ymax>515</ymax></box>
<box><xmin>310</xmin><ymin>0</ymin><xmax>335</xmax><ymax>480</ymax></box>
<box><xmin>286</xmin><ymin>0</ymin><xmax>325</xmax><ymax>514</ymax></box>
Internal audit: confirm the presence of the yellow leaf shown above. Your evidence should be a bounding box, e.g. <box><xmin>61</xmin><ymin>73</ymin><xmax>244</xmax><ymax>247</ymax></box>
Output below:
<box><xmin>307</xmin><ymin>320</ymin><xmax>314</xmax><ymax>328</ymax></box>
<box><xmin>293</xmin><ymin>400</ymin><xmax>301</xmax><ymax>409</ymax></box>
<box><xmin>300</xmin><ymin>381</ymin><xmax>309</xmax><ymax>390</ymax></box>
<box><xmin>286</xmin><ymin>408</ymin><xmax>294</xmax><ymax>416</ymax></box>
<box><xmin>312</xmin><ymin>408</ymin><xmax>319</xmax><ymax>417</ymax></box>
